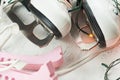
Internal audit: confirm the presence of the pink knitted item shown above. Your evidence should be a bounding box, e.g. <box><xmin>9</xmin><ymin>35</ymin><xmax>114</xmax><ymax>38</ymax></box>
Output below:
<box><xmin>0</xmin><ymin>62</ymin><xmax>58</xmax><ymax>80</ymax></box>
<box><xmin>0</xmin><ymin>47</ymin><xmax>63</xmax><ymax>71</ymax></box>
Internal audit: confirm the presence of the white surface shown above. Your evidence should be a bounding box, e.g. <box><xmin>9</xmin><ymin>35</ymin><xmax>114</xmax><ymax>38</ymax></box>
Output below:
<box><xmin>59</xmin><ymin>45</ymin><xmax>120</xmax><ymax>80</ymax></box>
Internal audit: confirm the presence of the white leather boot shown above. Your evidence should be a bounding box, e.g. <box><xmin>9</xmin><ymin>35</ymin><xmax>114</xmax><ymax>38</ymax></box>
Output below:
<box><xmin>83</xmin><ymin>0</ymin><xmax>120</xmax><ymax>47</ymax></box>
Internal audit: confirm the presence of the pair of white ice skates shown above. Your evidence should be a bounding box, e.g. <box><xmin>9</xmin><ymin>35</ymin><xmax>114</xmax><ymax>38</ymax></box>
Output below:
<box><xmin>0</xmin><ymin>0</ymin><xmax>120</xmax><ymax>75</ymax></box>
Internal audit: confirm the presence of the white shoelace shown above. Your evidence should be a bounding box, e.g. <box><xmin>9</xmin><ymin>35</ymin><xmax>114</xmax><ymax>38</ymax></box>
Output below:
<box><xmin>0</xmin><ymin>60</ymin><xmax>19</xmax><ymax>71</ymax></box>
<box><xmin>0</xmin><ymin>59</ymin><xmax>27</xmax><ymax>72</ymax></box>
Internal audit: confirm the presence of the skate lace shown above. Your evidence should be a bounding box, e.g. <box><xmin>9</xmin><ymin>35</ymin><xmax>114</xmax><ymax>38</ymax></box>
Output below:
<box><xmin>0</xmin><ymin>56</ymin><xmax>27</xmax><ymax>72</ymax></box>
<box><xmin>0</xmin><ymin>59</ymin><xmax>19</xmax><ymax>71</ymax></box>
<box><xmin>112</xmin><ymin>0</ymin><xmax>120</xmax><ymax>15</ymax></box>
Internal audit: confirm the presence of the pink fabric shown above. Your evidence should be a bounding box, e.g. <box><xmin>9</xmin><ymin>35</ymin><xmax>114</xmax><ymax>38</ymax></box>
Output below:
<box><xmin>0</xmin><ymin>62</ymin><xmax>58</xmax><ymax>80</ymax></box>
<box><xmin>0</xmin><ymin>47</ymin><xmax>63</xmax><ymax>70</ymax></box>
<box><xmin>0</xmin><ymin>47</ymin><xmax>64</xmax><ymax>80</ymax></box>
